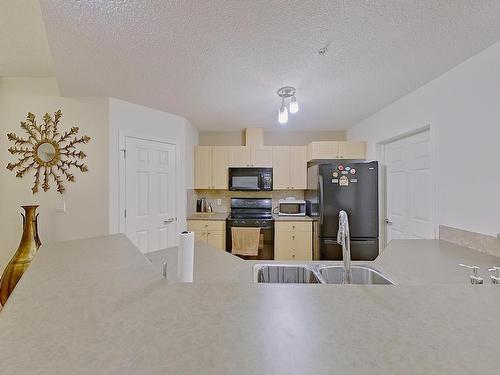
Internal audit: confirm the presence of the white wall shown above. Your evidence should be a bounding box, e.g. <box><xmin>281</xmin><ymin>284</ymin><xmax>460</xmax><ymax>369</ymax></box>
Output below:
<box><xmin>0</xmin><ymin>78</ymin><xmax>109</xmax><ymax>271</ymax></box>
<box><xmin>108</xmin><ymin>98</ymin><xmax>198</xmax><ymax>239</ymax></box>
<box><xmin>348</xmin><ymin>41</ymin><xmax>500</xmax><ymax>237</ymax></box>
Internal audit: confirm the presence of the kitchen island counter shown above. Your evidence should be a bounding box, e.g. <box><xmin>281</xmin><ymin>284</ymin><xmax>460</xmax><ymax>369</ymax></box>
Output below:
<box><xmin>1</xmin><ymin>234</ymin><xmax>499</xmax><ymax>374</ymax></box>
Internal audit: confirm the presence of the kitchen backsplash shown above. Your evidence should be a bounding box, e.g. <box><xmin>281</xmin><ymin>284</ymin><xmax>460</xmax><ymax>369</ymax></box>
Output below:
<box><xmin>191</xmin><ymin>190</ymin><xmax>305</xmax><ymax>213</ymax></box>
<box><xmin>439</xmin><ymin>225</ymin><xmax>500</xmax><ymax>258</ymax></box>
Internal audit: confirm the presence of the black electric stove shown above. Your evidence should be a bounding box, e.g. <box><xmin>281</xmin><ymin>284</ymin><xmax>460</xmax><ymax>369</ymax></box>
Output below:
<box><xmin>226</xmin><ymin>198</ymin><xmax>274</xmax><ymax>259</ymax></box>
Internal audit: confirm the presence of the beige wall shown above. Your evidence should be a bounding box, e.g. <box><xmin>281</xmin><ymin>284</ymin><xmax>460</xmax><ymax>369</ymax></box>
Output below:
<box><xmin>0</xmin><ymin>78</ymin><xmax>109</xmax><ymax>271</ymax></box>
<box><xmin>348</xmin><ymin>40</ymin><xmax>500</xmax><ymax>238</ymax></box>
<box><xmin>199</xmin><ymin>130</ymin><xmax>346</xmax><ymax>146</ymax></box>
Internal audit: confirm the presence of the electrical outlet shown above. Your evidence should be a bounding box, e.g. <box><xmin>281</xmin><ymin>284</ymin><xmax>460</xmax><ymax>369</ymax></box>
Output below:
<box><xmin>216</xmin><ymin>199</ymin><xmax>222</xmax><ymax>206</ymax></box>
<box><xmin>55</xmin><ymin>201</ymin><xmax>66</xmax><ymax>213</ymax></box>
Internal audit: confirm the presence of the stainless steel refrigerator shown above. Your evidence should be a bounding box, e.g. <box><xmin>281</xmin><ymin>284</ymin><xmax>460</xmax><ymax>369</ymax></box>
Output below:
<box><xmin>305</xmin><ymin>161</ymin><xmax>379</xmax><ymax>260</ymax></box>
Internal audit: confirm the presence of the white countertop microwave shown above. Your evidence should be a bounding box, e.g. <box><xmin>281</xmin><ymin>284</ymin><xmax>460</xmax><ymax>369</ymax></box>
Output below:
<box><xmin>278</xmin><ymin>199</ymin><xmax>306</xmax><ymax>216</ymax></box>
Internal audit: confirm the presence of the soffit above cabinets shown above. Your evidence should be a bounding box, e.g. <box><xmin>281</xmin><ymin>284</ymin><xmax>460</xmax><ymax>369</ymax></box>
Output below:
<box><xmin>39</xmin><ymin>1</ymin><xmax>500</xmax><ymax>130</ymax></box>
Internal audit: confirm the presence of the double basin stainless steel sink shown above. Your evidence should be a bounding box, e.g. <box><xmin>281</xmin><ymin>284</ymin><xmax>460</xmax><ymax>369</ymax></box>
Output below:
<box><xmin>254</xmin><ymin>264</ymin><xmax>395</xmax><ymax>285</ymax></box>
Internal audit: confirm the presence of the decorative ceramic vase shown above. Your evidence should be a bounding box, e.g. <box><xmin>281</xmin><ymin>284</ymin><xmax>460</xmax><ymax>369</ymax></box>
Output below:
<box><xmin>0</xmin><ymin>205</ymin><xmax>41</xmax><ymax>305</ymax></box>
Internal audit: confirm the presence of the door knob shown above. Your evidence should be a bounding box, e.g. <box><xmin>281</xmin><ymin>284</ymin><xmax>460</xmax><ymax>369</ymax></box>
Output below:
<box><xmin>385</xmin><ymin>219</ymin><xmax>393</xmax><ymax>225</ymax></box>
<box><xmin>163</xmin><ymin>218</ymin><xmax>174</xmax><ymax>224</ymax></box>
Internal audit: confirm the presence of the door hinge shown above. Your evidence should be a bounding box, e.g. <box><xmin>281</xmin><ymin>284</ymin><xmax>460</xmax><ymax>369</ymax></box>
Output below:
<box><xmin>124</xmin><ymin>209</ymin><xmax>127</xmax><ymax>218</ymax></box>
<box><xmin>120</xmin><ymin>149</ymin><xmax>127</xmax><ymax>158</ymax></box>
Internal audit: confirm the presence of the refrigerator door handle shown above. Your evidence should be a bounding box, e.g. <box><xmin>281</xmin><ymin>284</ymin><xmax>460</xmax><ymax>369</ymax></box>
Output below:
<box><xmin>323</xmin><ymin>239</ymin><xmax>337</xmax><ymax>244</ymax></box>
<box><xmin>319</xmin><ymin>175</ymin><xmax>324</xmax><ymax>225</ymax></box>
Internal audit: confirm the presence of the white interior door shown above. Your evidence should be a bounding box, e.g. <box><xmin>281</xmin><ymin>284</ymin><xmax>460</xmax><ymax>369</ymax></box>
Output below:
<box><xmin>125</xmin><ymin>137</ymin><xmax>176</xmax><ymax>253</ymax></box>
<box><xmin>385</xmin><ymin>130</ymin><xmax>435</xmax><ymax>244</ymax></box>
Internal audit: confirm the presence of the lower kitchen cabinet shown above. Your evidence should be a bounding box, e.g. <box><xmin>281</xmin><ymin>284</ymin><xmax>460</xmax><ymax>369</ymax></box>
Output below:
<box><xmin>187</xmin><ymin>220</ymin><xmax>226</xmax><ymax>251</ymax></box>
<box><xmin>274</xmin><ymin>221</ymin><xmax>312</xmax><ymax>260</ymax></box>
<box><xmin>206</xmin><ymin>231</ymin><xmax>225</xmax><ymax>250</ymax></box>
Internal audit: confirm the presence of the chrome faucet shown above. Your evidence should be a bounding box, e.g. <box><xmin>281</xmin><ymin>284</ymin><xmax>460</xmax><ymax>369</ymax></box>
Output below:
<box><xmin>337</xmin><ymin>210</ymin><xmax>352</xmax><ymax>284</ymax></box>
<box><xmin>488</xmin><ymin>267</ymin><xmax>500</xmax><ymax>284</ymax></box>
<box><xmin>459</xmin><ymin>264</ymin><xmax>483</xmax><ymax>284</ymax></box>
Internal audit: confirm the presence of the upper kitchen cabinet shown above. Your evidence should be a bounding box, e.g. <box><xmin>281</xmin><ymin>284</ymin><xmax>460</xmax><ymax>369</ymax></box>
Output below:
<box><xmin>307</xmin><ymin>141</ymin><xmax>365</xmax><ymax>161</ymax></box>
<box><xmin>338</xmin><ymin>142</ymin><xmax>366</xmax><ymax>159</ymax></box>
<box><xmin>211</xmin><ymin>146</ymin><xmax>230</xmax><ymax>189</ymax></box>
<box><xmin>228</xmin><ymin>146</ymin><xmax>251</xmax><ymax>167</ymax></box>
<box><xmin>229</xmin><ymin>146</ymin><xmax>273</xmax><ymax>167</ymax></box>
<box><xmin>272</xmin><ymin>146</ymin><xmax>307</xmax><ymax>190</ymax></box>
<box><xmin>289</xmin><ymin>146</ymin><xmax>307</xmax><ymax>189</ymax></box>
<box><xmin>251</xmin><ymin>146</ymin><xmax>273</xmax><ymax>167</ymax></box>
<box><xmin>195</xmin><ymin>146</ymin><xmax>212</xmax><ymax>189</ymax></box>
<box><xmin>195</xmin><ymin>146</ymin><xmax>229</xmax><ymax>189</ymax></box>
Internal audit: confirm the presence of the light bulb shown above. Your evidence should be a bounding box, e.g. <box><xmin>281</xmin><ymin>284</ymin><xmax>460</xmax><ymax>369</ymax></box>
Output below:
<box><xmin>278</xmin><ymin>104</ymin><xmax>288</xmax><ymax>124</ymax></box>
<box><xmin>289</xmin><ymin>96</ymin><xmax>299</xmax><ymax>114</ymax></box>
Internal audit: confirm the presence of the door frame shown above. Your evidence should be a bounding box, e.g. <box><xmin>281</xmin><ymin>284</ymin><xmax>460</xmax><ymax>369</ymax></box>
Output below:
<box><xmin>118</xmin><ymin>130</ymin><xmax>178</xmax><ymax>238</ymax></box>
<box><xmin>376</xmin><ymin>124</ymin><xmax>438</xmax><ymax>247</ymax></box>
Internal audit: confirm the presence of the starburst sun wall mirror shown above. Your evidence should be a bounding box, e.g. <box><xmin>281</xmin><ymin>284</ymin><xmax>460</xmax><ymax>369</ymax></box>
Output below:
<box><xmin>6</xmin><ymin>110</ymin><xmax>91</xmax><ymax>194</ymax></box>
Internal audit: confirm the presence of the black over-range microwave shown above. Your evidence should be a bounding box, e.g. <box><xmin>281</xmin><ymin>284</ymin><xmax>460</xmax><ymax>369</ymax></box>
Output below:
<box><xmin>228</xmin><ymin>167</ymin><xmax>273</xmax><ymax>191</ymax></box>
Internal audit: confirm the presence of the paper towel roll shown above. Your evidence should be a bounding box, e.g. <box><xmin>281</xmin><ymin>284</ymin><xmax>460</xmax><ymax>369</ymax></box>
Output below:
<box><xmin>178</xmin><ymin>231</ymin><xmax>194</xmax><ymax>282</ymax></box>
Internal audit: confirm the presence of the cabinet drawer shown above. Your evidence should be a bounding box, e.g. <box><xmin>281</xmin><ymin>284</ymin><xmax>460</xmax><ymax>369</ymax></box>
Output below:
<box><xmin>188</xmin><ymin>220</ymin><xmax>225</xmax><ymax>233</ymax></box>
<box><xmin>275</xmin><ymin>221</ymin><xmax>311</xmax><ymax>232</ymax></box>
<box><xmin>275</xmin><ymin>231</ymin><xmax>312</xmax><ymax>260</ymax></box>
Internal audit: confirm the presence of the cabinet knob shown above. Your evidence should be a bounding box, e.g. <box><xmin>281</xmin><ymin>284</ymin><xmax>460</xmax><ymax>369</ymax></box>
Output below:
<box><xmin>292</xmin><ymin>235</ymin><xmax>295</xmax><ymax>240</ymax></box>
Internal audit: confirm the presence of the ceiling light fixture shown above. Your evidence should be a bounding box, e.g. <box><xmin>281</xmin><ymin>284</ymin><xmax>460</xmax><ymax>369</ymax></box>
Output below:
<box><xmin>277</xmin><ymin>86</ymin><xmax>298</xmax><ymax>124</ymax></box>
<box><xmin>289</xmin><ymin>95</ymin><xmax>299</xmax><ymax>114</ymax></box>
<box><xmin>278</xmin><ymin>98</ymin><xmax>288</xmax><ymax>124</ymax></box>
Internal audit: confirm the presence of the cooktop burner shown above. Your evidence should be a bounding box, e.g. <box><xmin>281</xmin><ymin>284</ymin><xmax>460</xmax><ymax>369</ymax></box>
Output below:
<box><xmin>227</xmin><ymin>197</ymin><xmax>273</xmax><ymax>225</ymax></box>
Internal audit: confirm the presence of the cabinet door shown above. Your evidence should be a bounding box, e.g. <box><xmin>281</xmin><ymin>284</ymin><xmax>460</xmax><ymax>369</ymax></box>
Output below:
<box><xmin>212</xmin><ymin>146</ymin><xmax>229</xmax><ymax>189</ymax></box>
<box><xmin>275</xmin><ymin>232</ymin><xmax>295</xmax><ymax>260</ymax></box>
<box><xmin>195</xmin><ymin>146</ymin><xmax>212</xmax><ymax>189</ymax></box>
<box><xmin>251</xmin><ymin>146</ymin><xmax>273</xmax><ymax>167</ymax></box>
<box><xmin>187</xmin><ymin>221</ymin><xmax>208</xmax><ymax>242</ymax></box>
<box><xmin>291</xmin><ymin>231</ymin><xmax>312</xmax><ymax>260</ymax></box>
<box><xmin>338</xmin><ymin>142</ymin><xmax>366</xmax><ymax>159</ymax></box>
<box><xmin>307</xmin><ymin>141</ymin><xmax>340</xmax><ymax>160</ymax></box>
<box><xmin>229</xmin><ymin>146</ymin><xmax>251</xmax><ymax>167</ymax></box>
<box><xmin>289</xmin><ymin>146</ymin><xmax>307</xmax><ymax>189</ymax></box>
<box><xmin>207</xmin><ymin>231</ymin><xmax>225</xmax><ymax>251</ymax></box>
<box><xmin>272</xmin><ymin>146</ymin><xmax>290</xmax><ymax>190</ymax></box>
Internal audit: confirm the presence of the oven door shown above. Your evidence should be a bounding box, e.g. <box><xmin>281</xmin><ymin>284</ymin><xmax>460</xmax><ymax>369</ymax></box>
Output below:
<box><xmin>226</xmin><ymin>223</ymin><xmax>274</xmax><ymax>260</ymax></box>
<box><xmin>229</xmin><ymin>168</ymin><xmax>262</xmax><ymax>191</ymax></box>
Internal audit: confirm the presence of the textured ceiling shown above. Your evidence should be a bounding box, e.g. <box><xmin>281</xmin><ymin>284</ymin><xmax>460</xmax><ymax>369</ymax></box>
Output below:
<box><xmin>39</xmin><ymin>0</ymin><xmax>500</xmax><ymax>130</ymax></box>
<box><xmin>0</xmin><ymin>0</ymin><xmax>54</xmax><ymax>77</ymax></box>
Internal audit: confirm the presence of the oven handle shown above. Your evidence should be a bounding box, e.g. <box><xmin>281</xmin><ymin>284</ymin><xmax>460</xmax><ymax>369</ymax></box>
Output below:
<box><xmin>229</xmin><ymin>226</ymin><xmax>273</xmax><ymax>230</ymax></box>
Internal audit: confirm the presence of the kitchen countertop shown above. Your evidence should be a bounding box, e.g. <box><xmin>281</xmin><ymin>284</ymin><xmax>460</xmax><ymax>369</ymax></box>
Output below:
<box><xmin>1</xmin><ymin>234</ymin><xmax>500</xmax><ymax>374</ymax></box>
<box><xmin>272</xmin><ymin>214</ymin><xmax>313</xmax><ymax>221</ymax></box>
<box><xmin>375</xmin><ymin>239</ymin><xmax>500</xmax><ymax>285</ymax></box>
<box><xmin>187</xmin><ymin>212</ymin><xmax>313</xmax><ymax>222</ymax></box>
<box><xmin>187</xmin><ymin>212</ymin><xmax>229</xmax><ymax>220</ymax></box>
